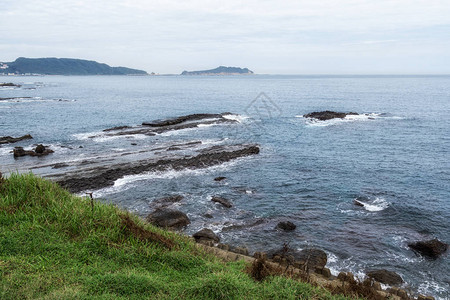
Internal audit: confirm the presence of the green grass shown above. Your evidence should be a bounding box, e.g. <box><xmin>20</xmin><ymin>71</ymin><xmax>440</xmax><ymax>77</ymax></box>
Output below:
<box><xmin>0</xmin><ymin>173</ymin><xmax>351</xmax><ymax>299</ymax></box>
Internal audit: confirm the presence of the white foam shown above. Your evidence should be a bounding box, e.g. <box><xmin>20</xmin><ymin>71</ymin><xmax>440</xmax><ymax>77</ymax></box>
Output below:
<box><xmin>91</xmin><ymin>157</ymin><xmax>250</xmax><ymax>197</ymax></box>
<box><xmin>197</xmin><ymin>123</ymin><xmax>217</xmax><ymax>128</ymax></box>
<box><xmin>297</xmin><ymin>112</ymin><xmax>405</xmax><ymax>127</ymax></box>
<box><xmin>418</xmin><ymin>281</ymin><xmax>448</xmax><ymax>300</ymax></box>
<box><xmin>0</xmin><ymin>147</ymin><xmax>13</xmax><ymax>156</ymax></box>
<box><xmin>357</xmin><ymin>197</ymin><xmax>389</xmax><ymax>212</ymax></box>
<box><xmin>73</xmin><ymin>131</ymin><xmax>148</xmax><ymax>142</ymax></box>
<box><xmin>222</xmin><ymin>114</ymin><xmax>249</xmax><ymax>123</ymax></box>
<box><xmin>73</xmin><ymin>131</ymin><xmax>104</xmax><ymax>140</ymax></box>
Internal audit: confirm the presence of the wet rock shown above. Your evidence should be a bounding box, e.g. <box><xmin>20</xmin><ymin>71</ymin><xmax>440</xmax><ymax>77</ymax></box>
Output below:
<box><xmin>203</xmin><ymin>213</ymin><xmax>213</xmax><ymax>219</ymax></box>
<box><xmin>304</xmin><ymin>111</ymin><xmax>359</xmax><ymax>121</ymax></box>
<box><xmin>211</xmin><ymin>196</ymin><xmax>232</xmax><ymax>208</ymax></box>
<box><xmin>0</xmin><ymin>82</ymin><xmax>21</xmax><ymax>87</ymax></box>
<box><xmin>54</xmin><ymin>144</ymin><xmax>260</xmax><ymax>193</ymax></box>
<box><xmin>103</xmin><ymin>125</ymin><xmax>132</xmax><ymax>132</ymax></box>
<box><xmin>142</xmin><ymin>113</ymin><xmax>226</xmax><ymax>127</ymax></box>
<box><xmin>131</xmin><ymin>143</ymin><xmax>137</xmax><ymax>146</ymax></box>
<box><xmin>275</xmin><ymin>221</ymin><xmax>296</xmax><ymax>231</ymax></box>
<box><xmin>218</xmin><ymin>243</ymin><xmax>230</xmax><ymax>251</ymax></box>
<box><xmin>366</xmin><ymin>269</ymin><xmax>403</xmax><ymax>285</ymax></box>
<box><xmin>222</xmin><ymin>219</ymin><xmax>265</xmax><ymax>232</ymax></box>
<box><xmin>193</xmin><ymin>228</ymin><xmax>220</xmax><ymax>243</ymax></box>
<box><xmin>13</xmin><ymin>145</ymin><xmax>54</xmax><ymax>158</ymax></box>
<box><xmin>35</xmin><ymin>144</ymin><xmax>46</xmax><ymax>154</ymax></box>
<box><xmin>146</xmin><ymin>208</ymin><xmax>190</xmax><ymax>230</ymax></box>
<box><xmin>354</xmin><ymin>200</ymin><xmax>364</xmax><ymax>207</ymax></box>
<box><xmin>52</xmin><ymin>163</ymin><xmax>69</xmax><ymax>169</ymax></box>
<box><xmin>214</xmin><ymin>176</ymin><xmax>227</xmax><ymax>181</ymax></box>
<box><xmin>408</xmin><ymin>239</ymin><xmax>448</xmax><ymax>259</ymax></box>
<box><xmin>0</xmin><ymin>134</ymin><xmax>32</xmax><ymax>145</ymax></box>
<box><xmin>269</xmin><ymin>247</ymin><xmax>327</xmax><ymax>270</ymax></box>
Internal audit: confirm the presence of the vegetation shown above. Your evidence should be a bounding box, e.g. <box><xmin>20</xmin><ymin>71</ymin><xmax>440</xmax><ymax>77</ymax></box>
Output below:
<box><xmin>0</xmin><ymin>173</ymin><xmax>351</xmax><ymax>299</ymax></box>
<box><xmin>2</xmin><ymin>57</ymin><xmax>148</xmax><ymax>75</ymax></box>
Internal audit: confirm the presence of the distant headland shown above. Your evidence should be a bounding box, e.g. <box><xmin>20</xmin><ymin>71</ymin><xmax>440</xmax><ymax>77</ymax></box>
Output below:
<box><xmin>0</xmin><ymin>57</ymin><xmax>148</xmax><ymax>75</ymax></box>
<box><xmin>181</xmin><ymin>66</ymin><xmax>254</xmax><ymax>75</ymax></box>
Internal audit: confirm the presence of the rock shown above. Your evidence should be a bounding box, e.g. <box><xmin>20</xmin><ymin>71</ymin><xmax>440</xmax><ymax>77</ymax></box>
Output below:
<box><xmin>211</xmin><ymin>196</ymin><xmax>232</xmax><ymax>208</ymax></box>
<box><xmin>35</xmin><ymin>144</ymin><xmax>46</xmax><ymax>154</ymax></box>
<box><xmin>354</xmin><ymin>200</ymin><xmax>364</xmax><ymax>207</ymax></box>
<box><xmin>56</xmin><ymin>143</ymin><xmax>260</xmax><ymax>193</ymax></box>
<box><xmin>52</xmin><ymin>163</ymin><xmax>69</xmax><ymax>169</ymax></box>
<box><xmin>13</xmin><ymin>147</ymin><xmax>27</xmax><ymax>157</ymax></box>
<box><xmin>103</xmin><ymin>125</ymin><xmax>132</xmax><ymax>132</ymax></box>
<box><xmin>142</xmin><ymin>113</ymin><xmax>226</xmax><ymax>127</ymax></box>
<box><xmin>214</xmin><ymin>176</ymin><xmax>227</xmax><ymax>181</ymax></box>
<box><xmin>193</xmin><ymin>228</ymin><xmax>220</xmax><ymax>243</ymax></box>
<box><xmin>0</xmin><ymin>82</ymin><xmax>21</xmax><ymax>87</ymax></box>
<box><xmin>275</xmin><ymin>221</ymin><xmax>296</xmax><ymax>231</ymax></box>
<box><xmin>0</xmin><ymin>134</ymin><xmax>32</xmax><ymax>145</ymax></box>
<box><xmin>397</xmin><ymin>289</ymin><xmax>408</xmax><ymax>299</ymax></box>
<box><xmin>203</xmin><ymin>213</ymin><xmax>213</xmax><ymax>219</ymax></box>
<box><xmin>150</xmin><ymin>195</ymin><xmax>184</xmax><ymax>208</ymax></box>
<box><xmin>408</xmin><ymin>239</ymin><xmax>448</xmax><ymax>259</ymax></box>
<box><xmin>13</xmin><ymin>145</ymin><xmax>54</xmax><ymax>158</ymax></box>
<box><xmin>303</xmin><ymin>111</ymin><xmax>359</xmax><ymax>121</ymax></box>
<box><xmin>218</xmin><ymin>243</ymin><xmax>230</xmax><ymax>251</ymax></box>
<box><xmin>366</xmin><ymin>269</ymin><xmax>403</xmax><ymax>285</ymax></box>
<box><xmin>372</xmin><ymin>281</ymin><xmax>382</xmax><ymax>291</ymax></box>
<box><xmin>146</xmin><ymin>208</ymin><xmax>190</xmax><ymax>229</ymax></box>
<box><xmin>131</xmin><ymin>143</ymin><xmax>137</xmax><ymax>146</ymax></box>
<box><xmin>269</xmin><ymin>247</ymin><xmax>327</xmax><ymax>270</ymax></box>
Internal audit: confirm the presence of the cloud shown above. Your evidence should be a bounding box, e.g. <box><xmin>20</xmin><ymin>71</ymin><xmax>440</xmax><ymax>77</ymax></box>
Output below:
<box><xmin>1</xmin><ymin>0</ymin><xmax>449</xmax><ymax>73</ymax></box>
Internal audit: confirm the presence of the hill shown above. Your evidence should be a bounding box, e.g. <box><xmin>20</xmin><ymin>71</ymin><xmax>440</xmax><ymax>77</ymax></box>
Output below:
<box><xmin>1</xmin><ymin>57</ymin><xmax>148</xmax><ymax>75</ymax></box>
<box><xmin>181</xmin><ymin>66</ymin><xmax>254</xmax><ymax>75</ymax></box>
<box><xmin>0</xmin><ymin>173</ymin><xmax>351</xmax><ymax>299</ymax></box>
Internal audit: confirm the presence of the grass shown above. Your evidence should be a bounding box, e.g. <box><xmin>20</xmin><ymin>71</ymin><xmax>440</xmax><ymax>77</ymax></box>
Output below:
<box><xmin>0</xmin><ymin>173</ymin><xmax>354</xmax><ymax>299</ymax></box>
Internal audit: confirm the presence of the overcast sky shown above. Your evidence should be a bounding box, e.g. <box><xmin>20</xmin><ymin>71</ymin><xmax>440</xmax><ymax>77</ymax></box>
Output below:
<box><xmin>1</xmin><ymin>0</ymin><xmax>449</xmax><ymax>74</ymax></box>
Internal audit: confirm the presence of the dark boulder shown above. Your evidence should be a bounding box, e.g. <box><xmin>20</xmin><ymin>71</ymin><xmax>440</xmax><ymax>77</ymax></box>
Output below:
<box><xmin>275</xmin><ymin>221</ymin><xmax>296</xmax><ymax>231</ymax></box>
<box><xmin>408</xmin><ymin>239</ymin><xmax>448</xmax><ymax>259</ymax></box>
<box><xmin>304</xmin><ymin>111</ymin><xmax>359</xmax><ymax>121</ymax></box>
<box><xmin>35</xmin><ymin>144</ymin><xmax>46</xmax><ymax>154</ymax></box>
<box><xmin>211</xmin><ymin>196</ymin><xmax>232</xmax><ymax>208</ymax></box>
<box><xmin>366</xmin><ymin>269</ymin><xmax>403</xmax><ymax>285</ymax></box>
<box><xmin>146</xmin><ymin>208</ymin><xmax>190</xmax><ymax>229</ymax></box>
<box><xmin>269</xmin><ymin>247</ymin><xmax>327</xmax><ymax>270</ymax></box>
<box><xmin>142</xmin><ymin>113</ymin><xmax>224</xmax><ymax>127</ymax></box>
<box><xmin>214</xmin><ymin>176</ymin><xmax>227</xmax><ymax>182</ymax></box>
<box><xmin>13</xmin><ymin>147</ymin><xmax>27</xmax><ymax>157</ymax></box>
<box><xmin>0</xmin><ymin>83</ymin><xmax>21</xmax><ymax>87</ymax></box>
<box><xmin>13</xmin><ymin>145</ymin><xmax>54</xmax><ymax>158</ymax></box>
<box><xmin>193</xmin><ymin>228</ymin><xmax>220</xmax><ymax>243</ymax></box>
<box><xmin>0</xmin><ymin>134</ymin><xmax>33</xmax><ymax>145</ymax></box>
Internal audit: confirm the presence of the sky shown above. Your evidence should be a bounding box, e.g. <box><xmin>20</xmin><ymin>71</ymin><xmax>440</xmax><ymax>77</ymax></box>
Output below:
<box><xmin>1</xmin><ymin>0</ymin><xmax>450</xmax><ymax>74</ymax></box>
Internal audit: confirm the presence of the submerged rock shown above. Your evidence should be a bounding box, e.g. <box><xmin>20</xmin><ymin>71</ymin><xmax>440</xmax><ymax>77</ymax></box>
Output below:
<box><xmin>214</xmin><ymin>176</ymin><xmax>227</xmax><ymax>182</ymax></box>
<box><xmin>366</xmin><ymin>269</ymin><xmax>403</xmax><ymax>285</ymax></box>
<box><xmin>0</xmin><ymin>134</ymin><xmax>32</xmax><ymax>145</ymax></box>
<box><xmin>146</xmin><ymin>208</ymin><xmax>190</xmax><ymax>230</ymax></box>
<box><xmin>275</xmin><ymin>221</ymin><xmax>296</xmax><ymax>231</ymax></box>
<box><xmin>150</xmin><ymin>195</ymin><xmax>184</xmax><ymax>208</ymax></box>
<box><xmin>408</xmin><ymin>239</ymin><xmax>448</xmax><ymax>259</ymax></box>
<box><xmin>193</xmin><ymin>228</ymin><xmax>220</xmax><ymax>243</ymax></box>
<box><xmin>211</xmin><ymin>196</ymin><xmax>233</xmax><ymax>208</ymax></box>
<box><xmin>354</xmin><ymin>200</ymin><xmax>364</xmax><ymax>207</ymax></box>
<box><xmin>0</xmin><ymin>82</ymin><xmax>21</xmax><ymax>87</ymax></box>
<box><xmin>304</xmin><ymin>111</ymin><xmax>358</xmax><ymax>121</ymax></box>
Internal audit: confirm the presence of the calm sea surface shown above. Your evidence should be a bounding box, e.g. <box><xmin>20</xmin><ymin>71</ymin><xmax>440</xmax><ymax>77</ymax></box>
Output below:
<box><xmin>1</xmin><ymin>75</ymin><xmax>449</xmax><ymax>298</ymax></box>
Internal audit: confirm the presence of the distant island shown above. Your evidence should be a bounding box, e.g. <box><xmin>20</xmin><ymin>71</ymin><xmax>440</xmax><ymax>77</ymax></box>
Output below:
<box><xmin>0</xmin><ymin>57</ymin><xmax>148</xmax><ymax>75</ymax></box>
<box><xmin>181</xmin><ymin>66</ymin><xmax>254</xmax><ymax>75</ymax></box>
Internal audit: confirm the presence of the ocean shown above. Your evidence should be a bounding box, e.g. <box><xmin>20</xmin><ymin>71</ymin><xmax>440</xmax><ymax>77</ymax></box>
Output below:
<box><xmin>1</xmin><ymin>75</ymin><xmax>449</xmax><ymax>299</ymax></box>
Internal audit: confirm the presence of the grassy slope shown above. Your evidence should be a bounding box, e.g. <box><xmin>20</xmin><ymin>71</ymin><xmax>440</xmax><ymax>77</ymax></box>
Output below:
<box><xmin>0</xmin><ymin>173</ymin><xmax>350</xmax><ymax>299</ymax></box>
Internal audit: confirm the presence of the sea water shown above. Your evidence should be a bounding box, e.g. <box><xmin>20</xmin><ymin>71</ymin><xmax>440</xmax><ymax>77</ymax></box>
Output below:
<box><xmin>1</xmin><ymin>75</ymin><xmax>449</xmax><ymax>298</ymax></box>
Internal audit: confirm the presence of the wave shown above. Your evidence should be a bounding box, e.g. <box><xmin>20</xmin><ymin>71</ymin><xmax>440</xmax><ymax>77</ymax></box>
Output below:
<box><xmin>355</xmin><ymin>197</ymin><xmax>390</xmax><ymax>212</ymax></box>
<box><xmin>222</xmin><ymin>113</ymin><xmax>249</xmax><ymax>123</ymax></box>
<box><xmin>91</xmin><ymin>158</ymin><xmax>249</xmax><ymax>198</ymax></box>
<box><xmin>296</xmin><ymin>113</ymin><xmax>405</xmax><ymax>127</ymax></box>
